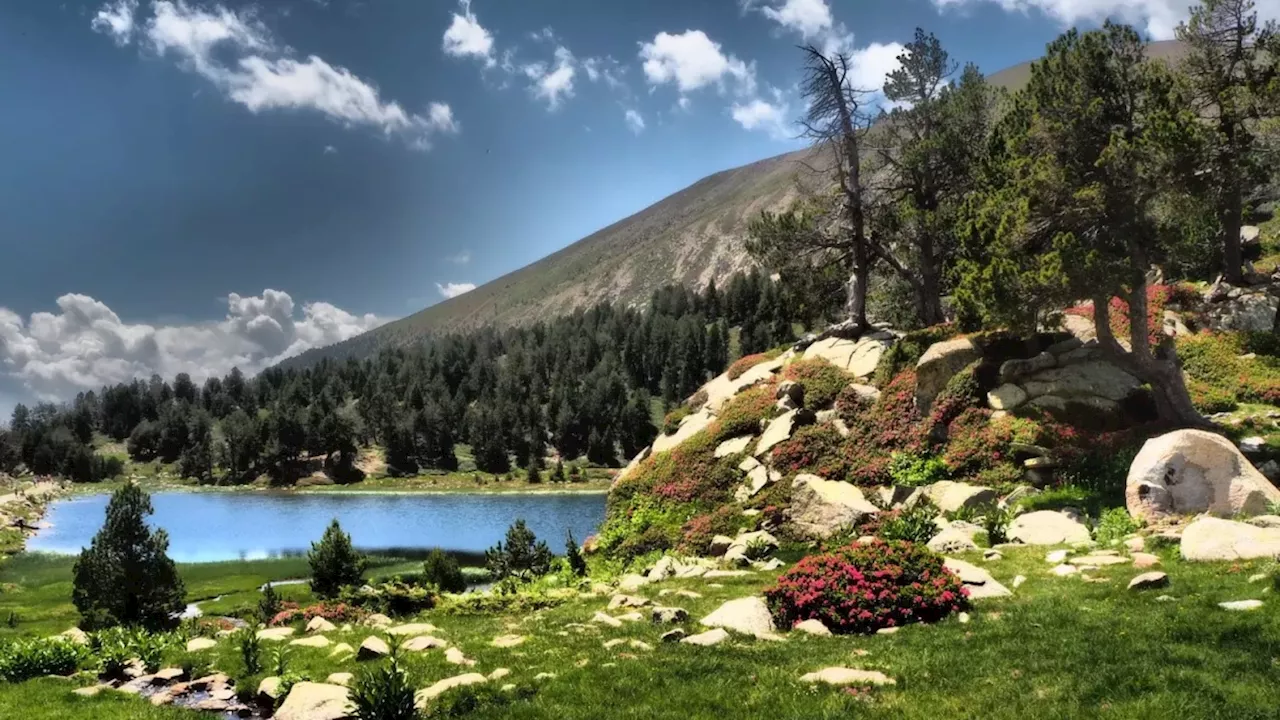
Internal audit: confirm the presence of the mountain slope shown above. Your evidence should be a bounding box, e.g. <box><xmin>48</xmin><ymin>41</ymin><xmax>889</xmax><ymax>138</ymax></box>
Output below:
<box><xmin>285</xmin><ymin>40</ymin><xmax>1187</xmax><ymax>367</ymax></box>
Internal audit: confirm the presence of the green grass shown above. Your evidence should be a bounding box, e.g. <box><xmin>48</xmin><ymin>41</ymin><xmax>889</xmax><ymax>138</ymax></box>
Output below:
<box><xmin>3</xmin><ymin>545</ymin><xmax>1280</xmax><ymax>718</ymax></box>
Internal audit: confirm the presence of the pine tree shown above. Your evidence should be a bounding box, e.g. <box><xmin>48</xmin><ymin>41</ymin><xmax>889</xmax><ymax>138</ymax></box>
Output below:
<box><xmin>71</xmin><ymin>484</ymin><xmax>185</xmax><ymax>630</ymax></box>
<box><xmin>422</xmin><ymin>549</ymin><xmax>466</xmax><ymax>593</ymax></box>
<box><xmin>308</xmin><ymin>519</ymin><xmax>367</xmax><ymax>598</ymax></box>
<box><xmin>485</xmin><ymin>519</ymin><xmax>553</xmax><ymax>581</ymax></box>
<box><xmin>550</xmin><ymin>459</ymin><xmax>566</xmax><ymax>483</ymax></box>
<box><xmin>564</xmin><ymin>530</ymin><xmax>587</xmax><ymax>577</ymax></box>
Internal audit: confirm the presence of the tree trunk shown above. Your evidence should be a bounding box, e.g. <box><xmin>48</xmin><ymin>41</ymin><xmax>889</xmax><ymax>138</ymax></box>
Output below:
<box><xmin>1221</xmin><ymin>188</ymin><xmax>1244</xmax><ymax>284</ymax></box>
<box><xmin>917</xmin><ymin>239</ymin><xmax>945</xmax><ymax>326</ymax></box>
<box><xmin>845</xmin><ymin>240</ymin><xmax>870</xmax><ymax>331</ymax></box>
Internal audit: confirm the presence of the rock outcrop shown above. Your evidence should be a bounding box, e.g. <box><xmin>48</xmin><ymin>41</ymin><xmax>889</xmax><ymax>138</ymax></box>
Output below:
<box><xmin>1126</xmin><ymin>430</ymin><xmax>1280</xmax><ymax>521</ymax></box>
<box><xmin>700</xmin><ymin>597</ymin><xmax>778</xmax><ymax>638</ymax></box>
<box><xmin>915</xmin><ymin>336</ymin><xmax>982</xmax><ymax>410</ymax></box>
<box><xmin>789</xmin><ymin>473</ymin><xmax>878</xmax><ymax>539</ymax></box>
<box><xmin>1007</xmin><ymin>510</ymin><xmax>1092</xmax><ymax>546</ymax></box>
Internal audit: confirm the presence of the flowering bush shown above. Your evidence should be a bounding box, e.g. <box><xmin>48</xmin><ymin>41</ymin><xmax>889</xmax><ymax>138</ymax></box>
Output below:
<box><xmin>726</xmin><ymin>351</ymin><xmax>779</xmax><ymax>380</ymax></box>
<box><xmin>764</xmin><ymin>540</ymin><xmax>968</xmax><ymax>634</ymax></box>
<box><xmin>1063</xmin><ymin>284</ymin><xmax>1199</xmax><ymax>346</ymax></box>
<box><xmin>710</xmin><ymin>384</ymin><xmax>778</xmax><ymax>442</ymax></box>
<box><xmin>270</xmin><ymin>600</ymin><xmax>367</xmax><ymax>626</ymax></box>
<box><xmin>771</xmin><ymin>424</ymin><xmax>864</xmax><ymax>483</ymax></box>
<box><xmin>783</xmin><ymin>359</ymin><xmax>852</xmax><ymax>408</ymax></box>
<box><xmin>1177</xmin><ymin>331</ymin><xmax>1280</xmax><ymax>408</ymax></box>
<box><xmin>679</xmin><ymin>505</ymin><xmax>745</xmax><ymax>554</ymax></box>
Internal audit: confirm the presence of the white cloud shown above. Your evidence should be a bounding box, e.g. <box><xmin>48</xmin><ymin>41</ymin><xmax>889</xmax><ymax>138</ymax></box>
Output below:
<box><xmin>731</xmin><ymin>97</ymin><xmax>790</xmax><ymax>139</ymax></box>
<box><xmin>582</xmin><ymin>56</ymin><xmax>627</xmax><ymax>90</ymax></box>
<box><xmin>747</xmin><ymin>0</ymin><xmax>853</xmax><ymax>55</ymax></box>
<box><xmin>848</xmin><ymin>42</ymin><xmax>907</xmax><ymax>94</ymax></box>
<box><xmin>436</xmin><ymin>282</ymin><xmax>476</xmax><ymax>299</ymax></box>
<box><xmin>93</xmin><ymin>1</ymin><xmax>456</xmax><ymax>148</ymax></box>
<box><xmin>524</xmin><ymin>46</ymin><xmax>576</xmax><ymax>110</ymax></box>
<box><xmin>931</xmin><ymin>0</ymin><xmax>1280</xmax><ymax>41</ymax></box>
<box><xmin>91</xmin><ymin>0</ymin><xmax>139</xmax><ymax>45</ymax></box>
<box><xmin>323</xmin><ymin>144</ymin><xmax>337</xmax><ymax>154</ymax></box>
<box><xmin>447</xmin><ymin>251</ymin><xmax>471</xmax><ymax>265</ymax></box>
<box><xmin>0</xmin><ymin>290</ymin><xmax>385</xmax><ymax>404</ymax></box>
<box><xmin>639</xmin><ymin>30</ymin><xmax>756</xmax><ymax>96</ymax></box>
<box><xmin>624</xmin><ymin>108</ymin><xmax>645</xmax><ymax>134</ymax></box>
<box><xmin>442</xmin><ymin>0</ymin><xmax>496</xmax><ymax>66</ymax></box>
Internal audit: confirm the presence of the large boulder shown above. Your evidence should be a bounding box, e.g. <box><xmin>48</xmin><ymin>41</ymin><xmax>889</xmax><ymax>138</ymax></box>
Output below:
<box><xmin>1021</xmin><ymin>360</ymin><xmax>1142</xmax><ymax>403</ymax></box>
<box><xmin>943</xmin><ymin>558</ymin><xmax>1011</xmax><ymax>600</ymax></box>
<box><xmin>274</xmin><ymin>682</ymin><xmax>352</xmax><ymax>720</ymax></box>
<box><xmin>925</xmin><ymin>481</ymin><xmax>997</xmax><ymax>513</ymax></box>
<box><xmin>754</xmin><ymin>409</ymin><xmax>815</xmax><ymax>457</ymax></box>
<box><xmin>1007</xmin><ymin>510</ymin><xmax>1091</xmax><ymax>546</ymax></box>
<box><xmin>700</xmin><ymin>597</ymin><xmax>777</xmax><ymax>638</ymax></box>
<box><xmin>802</xmin><ymin>332</ymin><xmax>895</xmax><ymax>379</ymax></box>
<box><xmin>916</xmin><ymin>337</ymin><xmax>982</xmax><ymax>411</ymax></box>
<box><xmin>789</xmin><ymin>473</ymin><xmax>878</xmax><ymax>539</ymax></box>
<box><xmin>653</xmin><ymin>408</ymin><xmax>716</xmax><ymax>454</ymax></box>
<box><xmin>1180</xmin><ymin>517</ymin><xmax>1280</xmax><ymax>561</ymax></box>
<box><xmin>1126</xmin><ymin>430</ymin><xmax>1280</xmax><ymax>521</ymax></box>
<box><xmin>702</xmin><ymin>358</ymin><xmax>785</xmax><ymax>413</ymax></box>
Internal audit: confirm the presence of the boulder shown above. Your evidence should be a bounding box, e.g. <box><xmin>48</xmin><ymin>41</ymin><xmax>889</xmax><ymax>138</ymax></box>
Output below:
<box><xmin>653</xmin><ymin>408</ymin><xmax>716</xmax><ymax>454</ymax></box>
<box><xmin>290</xmin><ymin>635</ymin><xmax>331</xmax><ymax>648</ymax></box>
<box><xmin>1127</xmin><ymin>572</ymin><xmax>1168</xmax><ymax>591</ymax></box>
<box><xmin>57</xmin><ymin>628</ymin><xmax>90</xmax><ymax>646</ymax></box>
<box><xmin>257</xmin><ymin>677</ymin><xmax>283</xmax><ymax>705</ymax></box>
<box><xmin>927</xmin><ymin>526</ymin><xmax>980</xmax><ymax>554</ymax></box>
<box><xmin>708</xmin><ymin>535</ymin><xmax>735</xmax><ymax>555</ymax></box>
<box><xmin>1008</xmin><ymin>510</ymin><xmax>1092</xmax><ymax>546</ymax></box>
<box><xmin>789</xmin><ymin>473</ymin><xmax>878</xmax><ymax>539</ymax></box>
<box><xmin>1021</xmin><ymin>360</ymin><xmax>1141</xmax><ymax>402</ymax></box>
<box><xmin>326</xmin><ymin>673</ymin><xmax>353</xmax><ymax>687</ymax></box>
<box><xmin>987</xmin><ymin>384</ymin><xmax>1028</xmax><ymax>410</ymax></box>
<box><xmin>925</xmin><ymin>481</ymin><xmax>997</xmax><ymax>513</ymax></box>
<box><xmin>845</xmin><ymin>383</ymin><xmax>882</xmax><ymax>403</ymax></box>
<box><xmin>776</xmin><ymin>380</ymin><xmax>805</xmax><ymax>408</ymax></box>
<box><xmin>257</xmin><ymin>627</ymin><xmax>295</xmax><ymax>641</ymax></box>
<box><xmin>414</xmin><ymin>673</ymin><xmax>488</xmax><ymax>708</ymax></box>
<box><xmin>803</xmin><ymin>333</ymin><xmax>895</xmax><ymax>379</ymax></box>
<box><xmin>445</xmin><ymin>647</ymin><xmax>475</xmax><ymax>666</ymax></box>
<box><xmin>715</xmin><ymin>436</ymin><xmax>755</xmax><ymax>458</ymax></box>
<box><xmin>274</xmin><ymin>682</ymin><xmax>351</xmax><ymax>720</ymax></box>
<box><xmin>1180</xmin><ymin>517</ymin><xmax>1280</xmax><ymax>561</ymax></box>
<box><xmin>700</xmin><ymin>597</ymin><xmax>777</xmax><ymax>638</ymax></box>
<box><xmin>661</xmin><ymin>629</ymin><xmax>687</xmax><ymax>643</ymax></box>
<box><xmin>999</xmin><ymin>352</ymin><xmax>1056</xmax><ymax>383</ymax></box>
<box><xmin>306</xmin><ymin>617</ymin><xmax>337</xmax><ymax>633</ymax></box>
<box><xmin>800</xmin><ymin>667</ymin><xmax>896</xmax><ymax>686</ymax></box>
<box><xmin>1126</xmin><ymin>430</ymin><xmax>1280</xmax><ymax>521</ymax></box>
<box><xmin>363</xmin><ymin>613</ymin><xmax>392</xmax><ymax>629</ymax></box>
<box><xmin>401</xmin><ymin>635</ymin><xmax>448</xmax><ymax>652</ymax></box>
<box><xmin>793</xmin><ymin>619</ymin><xmax>832</xmax><ymax>636</ymax></box>
<box><xmin>702</xmin><ymin>358</ymin><xmax>784</xmax><ymax>413</ymax></box>
<box><xmin>651</xmin><ymin>606</ymin><xmax>689</xmax><ymax>624</ymax></box>
<box><xmin>943</xmin><ymin>558</ymin><xmax>1011</xmax><ymax>599</ymax></box>
<box><xmin>681</xmin><ymin>628</ymin><xmax>730</xmax><ymax>647</ymax></box>
<box><xmin>916</xmin><ymin>337</ymin><xmax>982</xmax><ymax>410</ymax></box>
<box><xmin>1208</xmin><ymin>293</ymin><xmax>1278</xmax><ymax>332</ymax></box>
<box><xmin>618</xmin><ymin>573</ymin><xmax>650</xmax><ymax>592</ymax></box>
<box><xmin>735</xmin><ymin>465</ymin><xmax>773</xmax><ymax>501</ymax></box>
<box><xmin>185</xmin><ymin>638</ymin><xmax>217</xmax><ymax>652</ymax></box>
<box><xmin>357</xmin><ymin>636</ymin><xmax>390</xmax><ymax>660</ymax></box>
<box><xmin>754</xmin><ymin>409</ymin><xmax>815</xmax><ymax>457</ymax></box>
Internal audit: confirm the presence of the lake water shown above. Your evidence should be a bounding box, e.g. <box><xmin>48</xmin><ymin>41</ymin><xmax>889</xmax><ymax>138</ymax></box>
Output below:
<box><xmin>29</xmin><ymin>491</ymin><xmax>608</xmax><ymax>563</ymax></box>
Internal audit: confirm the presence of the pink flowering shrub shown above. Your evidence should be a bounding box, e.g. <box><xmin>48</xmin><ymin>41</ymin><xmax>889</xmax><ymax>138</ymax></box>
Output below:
<box><xmin>764</xmin><ymin>539</ymin><xmax>968</xmax><ymax>634</ymax></box>
<box><xmin>269</xmin><ymin>601</ymin><xmax>367</xmax><ymax>626</ymax></box>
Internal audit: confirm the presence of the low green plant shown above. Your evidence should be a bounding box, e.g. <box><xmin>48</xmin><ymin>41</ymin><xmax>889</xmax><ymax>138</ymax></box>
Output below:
<box><xmin>92</xmin><ymin>626</ymin><xmax>170</xmax><ymax>677</ymax></box>
<box><xmin>982</xmin><ymin>506</ymin><xmax>1015</xmax><ymax>545</ymax></box>
<box><xmin>877</xmin><ymin>502</ymin><xmax>940</xmax><ymax>544</ymax></box>
<box><xmin>423</xmin><ymin>681</ymin><xmax>539</xmax><ymax>718</ymax></box>
<box><xmin>888</xmin><ymin>452</ymin><xmax>949</xmax><ymax>487</ymax></box>
<box><xmin>174</xmin><ymin>650</ymin><xmax>212</xmax><ymax>682</ymax></box>
<box><xmin>258</xmin><ymin>582</ymin><xmax>283</xmax><ymax>625</ymax></box>
<box><xmin>1094</xmin><ymin>507</ymin><xmax>1142</xmax><ymax>546</ymax></box>
<box><xmin>744</xmin><ymin>536</ymin><xmax>774</xmax><ymax>561</ymax></box>
<box><xmin>0</xmin><ymin>637</ymin><xmax>90</xmax><ymax>682</ymax></box>
<box><xmin>349</xmin><ymin>639</ymin><xmax>419</xmax><ymax>720</ymax></box>
<box><xmin>423</xmin><ymin>549</ymin><xmax>467</xmax><ymax>594</ymax></box>
<box><xmin>564</xmin><ymin>531</ymin><xmax>588</xmax><ymax>577</ymax></box>
<box><xmin>237</xmin><ymin>626</ymin><xmax>262</xmax><ymax>675</ymax></box>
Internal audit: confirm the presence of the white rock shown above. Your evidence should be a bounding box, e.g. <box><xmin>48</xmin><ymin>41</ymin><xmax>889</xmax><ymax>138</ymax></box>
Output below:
<box><xmin>1127</xmin><ymin>572</ymin><xmax>1168</xmax><ymax>591</ymax></box>
<box><xmin>925</xmin><ymin>481</ymin><xmax>998</xmax><ymax>513</ymax></box>
<box><xmin>1126</xmin><ymin>430</ymin><xmax>1280</xmax><ymax>521</ymax></box>
<box><xmin>715</xmin><ymin>436</ymin><xmax>755</xmax><ymax>458</ymax></box>
<box><xmin>1009</xmin><ymin>510</ymin><xmax>1092</xmax><ymax>546</ymax></box>
<box><xmin>987</xmin><ymin>383</ymin><xmax>1028</xmax><ymax>410</ymax></box>
<box><xmin>357</xmin><ymin>636</ymin><xmax>389</xmax><ymax>660</ymax></box>
<box><xmin>1180</xmin><ymin>516</ymin><xmax>1280</xmax><ymax>561</ymax></box>
<box><xmin>414</xmin><ymin>673</ymin><xmax>487</xmax><ymax>707</ymax></box>
<box><xmin>700</xmin><ymin>597</ymin><xmax>777</xmax><ymax>638</ymax></box>
<box><xmin>1050</xmin><ymin>564</ymin><xmax>1079</xmax><ymax>577</ymax></box>
<box><xmin>789</xmin><ymin>473</ymin><xmax>878</xmax><ymax>539</ymax></box>
<box><xmin>306</xmin><ymin>617</ymin><xmax>337</xmax><ymax>634</ymax></box>
<box><xmin>754</xmin><ymin>409</ymin><xmax>813</xmax><ymax>457</ymax></box>
<box><xmin>916</xmin><ymin>336</ymin><xmax>983</xmax><ymax>410</ymax></box>
<box><xmin>944</xmin><ymin>558</ymin><xmax>1011</xmax><ymax>599</ymax></box>
<box><xmin>445</xmin><ymin>647</ymin><xmax>475</xmax><ymax>666</ymax></box>
<box><xmin>800</xmin><ymin>667</ymin><xmax>896</xmax><ymax>686</ymax></box>
<box><xmin>274</xmin><ymin>682</ymin><xmax>351</xmax><ymax>720</ymax></box>
<box><xmin>257</xmin><ymin>627</ymin><xmax>295</xmax><ymax>641</ymax></box>
<box><xmin>928</xmin><ymin>526</ymin><xmax>980</xmax><ymax>553</ymax></box>
<box><xmin>1045</xmin><ymin>549</ymin><xmax>1069</xmax><ymax>564</ymax></box>
<box><xmin>491</xmin><ymin>634</ymin><xmax>525</xmax><ymax>648</ymax></box>
<box><xmin>681</xmin><ymin>628</ymin><xmax>730</xmax><ymax>646</ymax></box>
<box><xmin>1012</xmin><ymin>575</ymin><xmax>1026</xmax><ymax>588</ymax></box>
<box><xmin>652</xmin><ymin>408</ymin><xmax>716</xmax><ymax>454</ymax></box>
<box><xmin>290</xmin><ymin>635</ymin><xmax>331</xmax><ymax>648</ymax></box>
<box><xmin>1219</xmin><ymin>599</ymin><xmax>1264</xmax><ymax>611</ymax></box>
<box><xmin>793</xmin><ymin>619</ymin><xmax>832</xmax><ymax>636</ymax></box>
<box><xmin>185</xmin><ymin>638</ymin><xmax>217</xmax><ymax>652</ymax></box>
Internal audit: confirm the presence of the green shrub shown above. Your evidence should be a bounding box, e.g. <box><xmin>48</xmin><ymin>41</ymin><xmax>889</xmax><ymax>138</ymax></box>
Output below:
<box><xmin>423</xmin><ymin>549</ymin><xmax>467</xmax><ymax>593</ymax></box>
<box><xmin>764</xmin><ymin>539</ymin><xmax>968</xmax><ymax>634</ymax></box>
<box><xmin>564</xmin><ymin>531</ymin><xmax>588</xmax><ymax>577</ymax></box>
<box><xmin>343</xmin><ymin>580</ymin><xmax>436</xmax><ymax>617</ymax></box>
<box><xmin>888</xmin><ymin>452</ymin><xmax>949</xmax><ymax>487</ymax></box>
<box><xmin>1178</xmin><ymin>331</ymin><xmax>1280</xmax><ymax>407</ymax></box>
<box><xmin>1014</xmin><ymin>484</ymin><xmax>1101</xmax><ymax>515</ymax></box>
<box><xmin>0</xmin><ymin>637</ymin><xmax>90</xmax><ymax>681</ymax></box>
<box><xmin>782</xmin><ymin>358</ymin><xmax>852</xmax><ymax>408</ymax></box>
<box><xmin>308</xmin><ymin>519</ymin><xmax>368</xmax><ymax>598</ymax></box>
<box><xmin>236</xmin><ymin>626</ymin><xmax>262</xmax><ymax>675</ymax></box>
<box><xmin>874</xmin><ymin>502</ymin><xmax>940</xmax><ymax>544</ymax></box>
<box><xmin>440</xmin><ymin>589</ymin><xmax>567</xmax><ymax>616</ymax></box>
<box><xmin>485</xmin><ymin>519</ymin><xmax>553</xmax><ymax>582</ymax></box>
<box><xmin>93</xmin><ymin>626</ymin><xmax>172</xmax><ymax>675</ymax></box>
<box><xmin>711</xmin><ymin>384</ymin><xmax>778</xmax><ymax>442</ymax></box>
<box><xmin>1094</xmin><ymin>507</ymin><xmax>1142</xmax><ymax>546</ymax></box>
<box><xmin>350</xmin><ymin>640</ymin><xmax>417</xmax><ymax>720</ymax></box>
<box><xmin>258</xmin><ymin>583</ymin><xmax>283</xmax><ymax>625</ymax></box>
<box><xmin>982</xmin><ymin>506</ymin><xmax>1015</xmax><ymax>545</ymax></box>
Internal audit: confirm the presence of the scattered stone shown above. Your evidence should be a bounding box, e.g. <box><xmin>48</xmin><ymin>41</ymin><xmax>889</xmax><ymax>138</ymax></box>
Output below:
<box><xmin>928</xmin><ymin>526</ymin><xmax>980</xmax><ymax>554</ymax></box>
<box><xmin>290</xmin><ymin>635</ymin><xmax>331</xmax><ymax>649</ymax></box>
<box><xmin>925</xmin><ymin>481</ymin><xmax>998</xmax><ymax>513</ymax></box>
<box><xmin>1219</xmin><ymin>599</ymin><xmax>1264</xmax><ymax>611</ymax></box>
<box><xmin>703</xmin><ymin>569</ymin><xmax>753</xmax><ymax>578</ymax></box>
<box><xmin>701</xmin><ymin>597</ymin><xmax>778</xmax><ymax>638</ymax></box>
<box><xmin>306</xmin><ymin>617</ymin><xmax>337</xmax><ymax>633</ymax></box>
<box><xmin>661</xmin><ymin>629</ymin><xmax>688</xmax><ymax>643</ymax></box>
<box><xmin>363</xmin><ymin>613</ymin><xmax>393</xmax><ymax>629</ymax></box>
<box><xmin>257</xmin><ymin>627</ymin><xmax>295</xmax><ymax>641</ymax></box>
<box><xmin>618</xmin><ymin>574</ymin><xmax>650</xmax><ymax>593</ymax></box>
<box><xmin>723</xmin><ymin>530</ymin><xmax>779</xmax><ymax>565</ymax></box>
<box><xmin>387</xmin><ymin>622</ymin><xmax>438</xmax><ymax>636</ymax></box>
<box><xmin>608</xmin><ymin>594</ymin><xmax>649</xmax><ymax>611</ymax></box>
<box><xmin>630</xmin><ymin>640</ymin><xmax>654</xmax><ymax>651</ymax></box>
<box><xmin>794</xmin><ymin>619</ymin><xmax>832</xmax><ymax>636</ymax></box>
<box><xmin>803</xmin><ymin>334</ymin><xmax>894</xmax><ymax>378</ymax></box>
<box><xmin>326</xmin><ymin>673</ymin><xmax>353</xmax><ymax>687</ymax></box>
<box><xmin>754</xmin><ymin>409</ymin><xmax>815</xmax><ymax>457</ymax></box>
<box><xmin>1045</xmin><ymin>549</ymin><xmax>1069</xmax><ymax>564</ymax></box>
<box><xmin>753</xmin><ymin>558</ymin><xmax>785</xmax><ymax>571</ymax></box>
<box><xmin>603</xmin><ymin>639</ymin><xmax>626</xmax><ymax>649</ymax></box>
<box><xmin>715</xmin><ymin>435</ymin><xmax>754</xmax><ymax>458</ymax></box>
<box><xmin>152</xmin><ymin>668</ymin><xmax>185</xmax><ymax>685</ymax></box>
<box><xmin>1131</xmin><ymin>553</ymin><xmax>1160</xmax><ymax>569</ymax></box>
<box><xmin>185</xmin><ymin>638</ymin><xmax>216</xmax><ymax>652</ymax></box>
<box><xmin>491</xmin><ymin>634</ymin><xmax>526</xmax><ymax>648</ymax></box>
<box><xmin>708</xmin><ymin>535</ymin><xmax>735</xmax><ymax>556</ymax></box>
<box><xmin>800</xmin><ymin>667</ymin><xmax>896</xmax><ymax>687</ymax></box>
<box><xmin>615</xmin><ymin>612</ymin><xmax>644</xmax><ymax>623</ymax></box>
<box><xmin>944</xmin><ymin>558</ymin><xmax>1011</xmax><ymax>599</ymax></box>
<box><xmin>415</xmin><ymin>674</ymin><xmax>488</xmax><ymax>707</ymax></box>
<box><xmin>1012</xmin><ymin>575</ymin><xmax>1026</xmax><ymax>589</ymax></box>
<box><xmin>273</xmin><ymin>682</ymin><xmax>353</xmax><ymax>720</ymax></box>
<box><xmin>1240</xmin><ymin>436</ymin><xmax>1266</xmax><ymax>454</ymax></box>
<box><xmin>1181</xmin><ymin>516</ymin><xmax>1280</xmax><ymax>561</ymax></box>
<box><xmin>958</xmin><ymin>612</ymin><xmax>971</xmax><ymax>624</ymax></box>
<box><xmin>1124</xmin><ymin>536</ymin><xmax>1146</xmax><ymax>553</ymax></box>
<box><xmin>1127</xmin><ymin>429</ymin><xmax>1280</xmax><ymax>521</ymax></box>
<box><xmin>675</xmin><ymin>589</ymin><xmax>703</xmax><ymax>599</ymax></box>
<box><xmin>1128</xmin><ymin>572</ymin><xmax>1169</xmax><ymax>591</ymax></box>
<box><xmin>1156</xmin><ymin>595</ymin><xmax>1177</xmax><ymax>602</ymax></box>
<box><xmin>328</xmin><ymin>643</ymin><xmax>354</xmax><ymax>658</ymax></box>
<box><xmin>651</xmin><ymin>606</ymin><xmax>688</xmax><ymax>624</ymax></box>
<box><xmin>1009</xmin><ymin>510</ymin><xmax>1092</xmax><ymax>546</ymax></box>
<box><xmin>357</xmin><ymin>636</ymin><xmax>390</xmax><ymax>661</ymax></box>
<box><xmin>790</xmin><ymin>473</ymin><xmax>879</xmax><ymax>539</ymax></box>
<box><xmin>681</xmin><ymin>629</ymin><xmax>730</xmax><ymax>646</ymax></box>
<box><xmin>653</xmin><ymin>408</ymin><xmax>716</xmax><ymax>454</ymax></box>
<box><xmin>987</xmin><ymin>383</ymin><xmax>1029</xmax><ymax>410</ymax></box>
<box><xmin>1050</xmin><ymin>564</ymin><xmax>1079</xmax><ymax>577</ymax></box>
<box><xmin>488</xmin><ymin>669</ymin><xmax>510</xmax><ymax>680</ymax></box>
<box><xmin>1249</xmin><ymin>573</ymin><xmax>1269</xmax><ymax>583</ymax></box>
<box><xmin>534</xmin><ymin>673</ymin><xmax>557</xmax><ymax>681</ymax></box>
<box><xmin>735</xmin><ymin>465</ymin><xmax>773</xmax><ymax>502</ymax></box>
<box><xmin>445</xmin><ymin>647</ymin><xmax>475</xmax><ymax>666</ymax></box>
<box><xmin>983</xmin><ymin>549</ymin><xmax>1004</xmax><ymax>561</ymax></box>
<box><xmin>73</xmin><ymin>686</ymin><xmax>104</xmax><ymax>697</ymax></box>
<box><xmin>402</xmin><ymin>635</ymin><xmax>449</xmax><ymax>652</ymax></box>
<box><xmin>876</xmin><ymin>627</ymin><xmax>900</xmax><ymax>635</ymax></box>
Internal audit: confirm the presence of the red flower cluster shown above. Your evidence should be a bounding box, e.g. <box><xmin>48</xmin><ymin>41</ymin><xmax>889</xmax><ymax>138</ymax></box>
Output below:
<box><xmin>726</xmin><ymin>352</ymin><xmax>776</xmax><ymax>380</ymax></box>
<box><xmin>764</xmin><ymin>539</ymin><xmax>969</xmax><ymax>634</ymax></box>
<box><xmin>1063</xmin><ymin>284</ymin><xmax>1195</xmax><ymax>345</ymax></box>
<box><xmin>270</xmin><ymin>601</ymin><xmax>367</xmax><ymax>627</ymax></box>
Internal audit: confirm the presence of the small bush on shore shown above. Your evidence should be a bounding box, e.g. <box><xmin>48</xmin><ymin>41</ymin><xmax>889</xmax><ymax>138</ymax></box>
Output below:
<box><xmin>0</xmin><ymin>637</ymin><xmax>90</xmax><ymax>682</ymax></box>
<box><xmin>764</xmin><ymin>539</ymin><xmax>967</xmax><ymax>635</ymax></box>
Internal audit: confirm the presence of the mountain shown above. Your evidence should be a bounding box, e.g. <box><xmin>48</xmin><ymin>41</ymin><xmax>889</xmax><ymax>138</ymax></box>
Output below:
<box><xmin>282</xmin><ymin>40</ymin><xmax>1187</xmax><ymax>368</ymax></box>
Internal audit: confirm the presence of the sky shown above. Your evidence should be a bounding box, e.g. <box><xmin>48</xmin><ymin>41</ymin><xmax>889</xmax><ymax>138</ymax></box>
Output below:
<box><xmin>2</xmin><ymin>0</ymin><xmax>1274</xmax><ymax>417</ymax></box>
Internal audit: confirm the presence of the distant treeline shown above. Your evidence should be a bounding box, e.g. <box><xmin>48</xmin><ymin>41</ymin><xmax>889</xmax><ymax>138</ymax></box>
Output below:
<box><xmin>0</xmin><ymin>270</ymin><xmax>838</xmax><ymax>484</ymax></box>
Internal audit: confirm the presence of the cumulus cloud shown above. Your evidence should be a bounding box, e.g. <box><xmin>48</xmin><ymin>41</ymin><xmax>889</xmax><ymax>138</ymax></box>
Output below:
<box><xmin>624</xmin><ymin>108</ymin><xmax>646</xmax><ymax>134</ymax></box>
<box><xmin>442</xmin><ymin>0</ymin><xmax>496</xmax><ymax>66</ymax></box>
<box><xmin>524</xmin><ymin>46</ymin><xmax>577</xmax><ymax>110</ymax></box>
<box><xmin>730</xmin><ymin>97</ymin><xmax>791</xmax><ymax>139</ymax></box>
<box><xmin>932</xmin><ymin>0</ymin><xmax>1278</xmax><ymax>41</ymax></box>
<box><xmin>582</xmin><ymin>56</ymin><xmax>627</xmax><ymax>90</ymax></box>
<box><xmin>436</xmin><ymin>282</ymin><xmax>476</xmax><ymax>299</ymax></box>
<box><xmin>639</xmin><ymin>30</ymin><xmax>756</xmax><ymax>97</ymax></box>
<box><xmin>0</xmin><ymin>290</ymin><xmax>385</xmax><ymax>405</ymax></box>
<box><xmin>92</xmin><ymin>1</ymin><xmax>457</xmax><ymax>148</ymax></box>
<box><xmin>446</xmin><ymin>251</ymin><xmax>471</xmax><ymax>265</ymax></box>
<box><xmin>849</xmin><ymin>42</ymin><xmax>908</xmax><ymax>94</ymax></box>
<box><xmin>747</xmin><ymin>0</ymin><xmax>854</xmax><ymax>55</ymax></box>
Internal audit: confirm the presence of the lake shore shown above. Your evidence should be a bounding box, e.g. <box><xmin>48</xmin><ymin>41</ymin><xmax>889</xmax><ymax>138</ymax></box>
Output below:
<box><xmin>65</xmin><ymin>477</ymin><xmax>612</xmax><ymax>497</ymax></box>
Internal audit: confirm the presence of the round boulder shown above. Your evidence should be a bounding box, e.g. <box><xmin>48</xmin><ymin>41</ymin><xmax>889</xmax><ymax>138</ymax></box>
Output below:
<box><xmin>1126</xmin><ymin>429</ymin><xmax>1280</xmax><ymax>521</ymax></box>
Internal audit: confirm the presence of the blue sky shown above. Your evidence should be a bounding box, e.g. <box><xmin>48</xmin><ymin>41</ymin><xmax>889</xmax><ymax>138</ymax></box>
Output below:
<box><xmin>0</xmin><ymin>0</ymin><xmax>1236</xmax><ymax>414</ymax></box>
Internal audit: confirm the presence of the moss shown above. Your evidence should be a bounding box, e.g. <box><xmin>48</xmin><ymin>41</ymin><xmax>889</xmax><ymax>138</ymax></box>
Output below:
<box><xmin>782</xmin><ymin>358</ymin><xmax>853</xmax><ymax>409</ymax></box>
<box><xmin>710</xmin><ymin>384</ymin><xmax>778</xmax><ymax>442</ymax></box>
